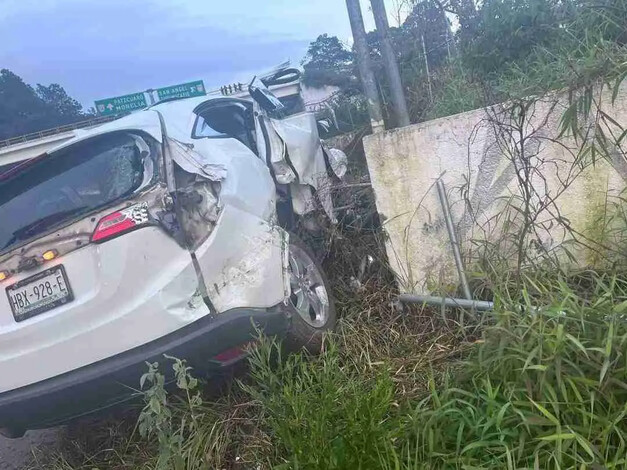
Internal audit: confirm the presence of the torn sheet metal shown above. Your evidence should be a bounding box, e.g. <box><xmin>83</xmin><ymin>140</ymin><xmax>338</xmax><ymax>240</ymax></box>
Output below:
<box><xmin>190</xmin><ymin>137</ymin><xmax>279</xmax><ymax>222</ymax></box>
<box><xmin>167</xmin><ymin>137</ymin><xmax>227</xmax><ymax>181</ymax></box>
<box><xmin>289</xmin><ymin>184</ymin><xmax>315</xmax><ymax>215</ymax></box>
<box><xmin>194</xmin><ymin>205</ymin><xmax>287</xmax><ymax>313</ymax></box>
<box><xmin>254</xmin><ymin>113</ymin><xmax>297</xmax><ymax>185</ymax></box>
<box><xmin>324</xmin><ymin>146</ymin><xmax>348</xmax><ymax>180</ymax></box>
<box><xmin>268</xmin><ymin>113</ymin><xmax>335</xmax><ymax>220</ymax></box>
<box><xmin>175</xmin><ymin>180</ymin><xmax>221</xmax><ymax>249</ymax></box>
<box><xmin>269</xmin><ymin>113</ymin><xmax>327</xmax><ymax>189</ymax></box>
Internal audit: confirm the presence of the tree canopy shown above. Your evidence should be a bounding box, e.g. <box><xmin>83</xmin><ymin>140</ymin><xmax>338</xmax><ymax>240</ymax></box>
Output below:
<box><xmin>302</xmin><ymin>34</ymin><xmax>356</xmax><ymax>89</ymax></box>
<box><xmin>301</xmin><ymin>0</ymin><xmax>627</xmax><ymax>125</ymax></box>
<box><xmin>0</xmin><ymin>69</ymin><xmax>87</xmax><ymax>141</ymax></box>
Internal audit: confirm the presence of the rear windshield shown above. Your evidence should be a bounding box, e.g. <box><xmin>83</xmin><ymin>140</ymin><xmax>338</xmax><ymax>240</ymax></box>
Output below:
<box><xmin>0</xmin><ymin>133</ymin><xmax>156</xmax><ymax>254</ymax></box>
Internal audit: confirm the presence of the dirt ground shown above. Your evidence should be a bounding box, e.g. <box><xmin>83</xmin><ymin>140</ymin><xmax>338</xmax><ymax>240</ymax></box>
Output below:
<box><xmin>0</xmin><ymin>428</ymin><xmax>64</xmax><ymax>470</ymax></box>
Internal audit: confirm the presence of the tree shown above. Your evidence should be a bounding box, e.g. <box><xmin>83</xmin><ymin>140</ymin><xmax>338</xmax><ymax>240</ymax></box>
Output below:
<box><xmin>0</xmin><ymin>69</ymin><xmax>48</xmax><ymax>140</ymax></box>
<box><xmin>36</xmin><ymin>83</ymin><xmax>83</xmax><ymax>120</ymax></box>
<box><xmin>0</xmin><ymin>69</ymin><xmax>86</xmax><ymax>141</ymax></box>
<box><xmin>302</xmin><ymin>34</ymin><xmax>357</xmax><ymax>89</ymax></box>
<box><xmin>459</xmin><ymin>0</ymin><xmax>567</xmax><ymax>75</ymax></box>
<box><xmin>402</xmin><ymin>0</ymin><xmax>453</xmax><ymax>68</ymax></box>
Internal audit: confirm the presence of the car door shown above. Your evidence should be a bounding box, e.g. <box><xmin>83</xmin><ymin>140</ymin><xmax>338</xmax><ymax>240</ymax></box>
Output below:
<box><xmin>249</xmin><ymin>82</ymin><xmax>336</xmax><ymax>221</ymax></box>
<box><xmin>164</xmin><ymin>100</ymin><xmax>288</xmax><ymax>314</ymax></box>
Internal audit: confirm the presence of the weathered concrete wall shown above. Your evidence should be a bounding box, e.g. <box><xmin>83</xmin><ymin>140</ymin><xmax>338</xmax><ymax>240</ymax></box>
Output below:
<box><xmin>364</xmin><ymin>86</ymin><xmax>627</xmax><ymax>293</ymax></box>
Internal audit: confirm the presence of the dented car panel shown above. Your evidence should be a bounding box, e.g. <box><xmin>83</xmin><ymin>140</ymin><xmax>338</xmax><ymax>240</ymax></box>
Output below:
<box><xmin>255</xmin><ymin>112</ymin><xmax>297</xmax><ymax>185</ymax></box>
<box><xmin>195</xmin><ymin>205</ymin><xmax>288</xmax><ymax>313</ymax></box>
<box><xmin>187</xmin><ymin>137</ymin><xmax>278</xmax><ymax>221</ymax></box>
<box><xmin>257</xmin><ymin>111</ymin><xmax>336</xmax><ymax>220</ymax></box>
<box><xmin>167</xmin><ymin>138</ymin><xmax>228</xmax><ymax>182</ymax></box>
<box><xmin>162</xmin><ymin>110</ymin><xmax>287</xmax><ymax>313</ymax></box>
<box><xmin>269</xmin><ymin>113</ymin><xmax>329</xmax><ymax>191</ymax></box>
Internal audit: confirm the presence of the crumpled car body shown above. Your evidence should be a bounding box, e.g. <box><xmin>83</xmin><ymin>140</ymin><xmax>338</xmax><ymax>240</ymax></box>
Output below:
<box><xmin>0</xmin><ymin>92</ymin><xmax>345</xmax><ymax>433</ymax></box>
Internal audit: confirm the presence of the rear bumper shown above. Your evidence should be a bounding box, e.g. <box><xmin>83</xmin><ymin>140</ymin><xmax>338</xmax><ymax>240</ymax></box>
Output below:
<box><xmin>0</xmin><ymin>307</ymin><xmax>288</xmax><ymax>431</ymax></box>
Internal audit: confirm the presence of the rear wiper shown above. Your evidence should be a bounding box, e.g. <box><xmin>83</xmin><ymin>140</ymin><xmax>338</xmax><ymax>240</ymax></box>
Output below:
<box><xmin>2</xmin><ymin>206</ymin><xmax>90</xmax><ymax>250</ymax></box>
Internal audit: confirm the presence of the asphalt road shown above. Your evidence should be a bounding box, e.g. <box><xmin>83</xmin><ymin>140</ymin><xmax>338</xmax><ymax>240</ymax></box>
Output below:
<box><xmin>0</xmin><ymin>428</ymin><xmax>64</xmax><ymax>470</ymax></box>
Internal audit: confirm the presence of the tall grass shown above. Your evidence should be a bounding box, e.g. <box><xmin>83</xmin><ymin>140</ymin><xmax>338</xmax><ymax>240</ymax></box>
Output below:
<box><xmin>240</xmin><ymin>273</ymin><xmax>627</xmax><ymax>469</ymax></box>
<box><xmin>41</xmin><ymin>274</ymin><xmax>627</xmax><ymax>469</ymax></box>
<box><xmin>242</xmin><ymin>340</ymin><xmax>398</xmax><ymax>469</ymax></box>
<box><xmin>399</xmin><ymin>274</ymin><xmax>627</xmax><ymax>469</ymax></box>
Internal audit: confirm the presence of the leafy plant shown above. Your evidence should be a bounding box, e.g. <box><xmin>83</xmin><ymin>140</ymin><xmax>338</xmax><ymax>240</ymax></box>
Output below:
<box><xmin>138</xmin><ymin>356</ymin><xmax>202</xmax><ymax>470</ymax></box>
<box><xmin>242</xmin><ymin>338</ymin><xmax>398</xmax><ymax>470</ymax></box>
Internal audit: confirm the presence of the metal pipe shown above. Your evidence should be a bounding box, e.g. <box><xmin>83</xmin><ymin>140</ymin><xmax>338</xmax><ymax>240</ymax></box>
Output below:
<box><xmin>436</xmin><ymin>180</ymin><xmax>472</xmax><ymax>300</ymax></box>
<box><xmin>399</xmin><ymin>293</ymin><xmax>494</xmax><ymax>311</ymax></box>
<box><xmin>421</xmin><ymin>34</ymin><xmax>433</xmax><ymax>104</ymax></box>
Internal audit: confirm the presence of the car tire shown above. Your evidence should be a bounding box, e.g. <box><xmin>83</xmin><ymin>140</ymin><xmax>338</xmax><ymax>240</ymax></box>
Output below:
<box><xmin>284</xmin><ymin>235</ymin><xmax>336</xmax><ymax>353</ymax></box>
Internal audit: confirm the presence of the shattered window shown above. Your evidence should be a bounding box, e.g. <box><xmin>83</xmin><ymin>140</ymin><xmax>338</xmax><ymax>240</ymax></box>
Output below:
<box><xmin>0</xmin><ymin>133</ymin><xmax>156</xmax><ymax>253</ymax></box>
<box><xmin>192</xmin><ymin>102</ymin><xmax>257</xmax><ymax>153</ymax></box>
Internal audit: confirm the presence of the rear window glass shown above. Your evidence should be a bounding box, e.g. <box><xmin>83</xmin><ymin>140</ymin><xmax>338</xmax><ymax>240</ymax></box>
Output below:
<box><xmin>0</xmin><ymin>133</ymin><xmax>155</xmax><ymax>254</ymax></box>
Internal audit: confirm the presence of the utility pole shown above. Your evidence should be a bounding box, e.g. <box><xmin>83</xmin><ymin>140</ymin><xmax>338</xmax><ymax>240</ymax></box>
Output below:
<box><xmin>421</xmin><ymin>34</ymin><xmax>433</xmax><ymax>104</ymax></box>
<box><xmin>370</xmin><ymin>0</ymin><xmax>410</xmax><ymax>127</ymax></box>
<box><xmin>345</xmin><ymin>0</ymin><xmax>385</xmax><ymax>134</ymax></box>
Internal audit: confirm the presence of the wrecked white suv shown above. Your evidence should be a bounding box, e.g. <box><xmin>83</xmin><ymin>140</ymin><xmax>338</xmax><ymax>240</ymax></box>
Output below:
<box><xmin>0</xmin><ymin>78</ymin><xmax>346</xmax><ymax>436</ymax></box>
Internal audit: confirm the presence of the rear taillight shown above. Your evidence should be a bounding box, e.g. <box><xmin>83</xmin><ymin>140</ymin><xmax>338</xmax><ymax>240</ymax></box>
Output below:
<box><xmin>0</xmin><ymin>271</ymin><xmax>10</xmax><ymax>282</ymax></box>
<box><xmin>91</xmin><ymin>203</ymin><xmax>149</xmax><ymax>243</ymax></box>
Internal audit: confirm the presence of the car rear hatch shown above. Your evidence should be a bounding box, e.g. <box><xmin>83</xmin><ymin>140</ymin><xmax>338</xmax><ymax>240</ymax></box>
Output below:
<box><xmin>0</xmin><ymin>130</ymin><xmax>208</xmax><ymax>393</ymax></box>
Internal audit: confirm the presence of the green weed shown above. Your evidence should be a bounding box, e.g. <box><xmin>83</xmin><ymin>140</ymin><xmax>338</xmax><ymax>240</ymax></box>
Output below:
<box><xmin>241</xmin><ymin>339</ymin><xmax>398</xmax><ymax>469</ymax></box>
<box><xmin>396</xmin><ymin>274</ymin><xmax>627</xmax><ymax>469</ymax></box>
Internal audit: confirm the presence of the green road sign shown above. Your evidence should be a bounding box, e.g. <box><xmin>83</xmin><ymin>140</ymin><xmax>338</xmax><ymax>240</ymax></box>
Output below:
<box><xmin>157</xmin><ymin>80</ymin><xmax>206</xmax><ymax>101</ymax></box>
<box><xmin>95</xmin><ymin>93</ymin><xmax>147</xmax><ymax>116</ymax></box>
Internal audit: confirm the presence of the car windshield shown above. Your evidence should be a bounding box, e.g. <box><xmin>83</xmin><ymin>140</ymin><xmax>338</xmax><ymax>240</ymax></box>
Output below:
<box><xmin>0</xmin><ymin>133</ymin><xmax>150</xmax><ymax>253</ymax></box>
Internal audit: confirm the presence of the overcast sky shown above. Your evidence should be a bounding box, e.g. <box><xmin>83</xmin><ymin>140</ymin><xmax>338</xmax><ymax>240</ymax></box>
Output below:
<box><xmin>0</xmin><ymin>0</ymin><xmax>405</xmax><ymax>108</ymax></box>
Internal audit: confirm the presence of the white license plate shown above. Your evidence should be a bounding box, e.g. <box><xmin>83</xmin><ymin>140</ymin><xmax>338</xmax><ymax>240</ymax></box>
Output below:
<box><xmin>6</xmin><ymin>265</ymin><xmax>74</xmax><ymax>322</ymax></box>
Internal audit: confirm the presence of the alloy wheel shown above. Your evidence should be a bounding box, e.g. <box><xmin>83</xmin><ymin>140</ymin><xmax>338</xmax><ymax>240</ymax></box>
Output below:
<box><xmin>287</xmin><ymin>243</ymin><xmax>330</xmax><ymax>328</ymax></box>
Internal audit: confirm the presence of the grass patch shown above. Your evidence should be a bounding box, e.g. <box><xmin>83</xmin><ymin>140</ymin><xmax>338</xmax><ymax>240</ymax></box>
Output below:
<box><xmin>399</xmin><ymin>274</ymin><xmax>627</xmax><ymax>469</ymax></box>
<box><xmin>242</xmin><ymin>340</ymin><xmax>397</xmax><ymax>469</ymax></box>
<box><xmin>224</xmin><ymin>275</ymin><xmax>625</xmax><ymax>470</ymax></box>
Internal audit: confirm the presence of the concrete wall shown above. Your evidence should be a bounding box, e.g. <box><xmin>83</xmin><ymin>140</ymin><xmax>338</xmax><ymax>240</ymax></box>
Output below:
<box><xmin>363</xmin><ymin>85</ymin><xmax>627</xmax><ymax>294</ymax></box>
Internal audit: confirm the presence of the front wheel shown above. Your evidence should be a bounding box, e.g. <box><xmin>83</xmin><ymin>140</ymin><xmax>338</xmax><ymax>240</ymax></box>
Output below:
<box><xmin>284</xmin><ymin>236</ymin><xmax>336</xmax><ymax>353</ymax></box>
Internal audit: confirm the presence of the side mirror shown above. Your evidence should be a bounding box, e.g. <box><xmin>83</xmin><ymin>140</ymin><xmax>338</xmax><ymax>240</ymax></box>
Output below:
<box><xmin>248</xmin><ymin>77</ymin><xmax>285</xmax><ymax>113</ymax></box>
